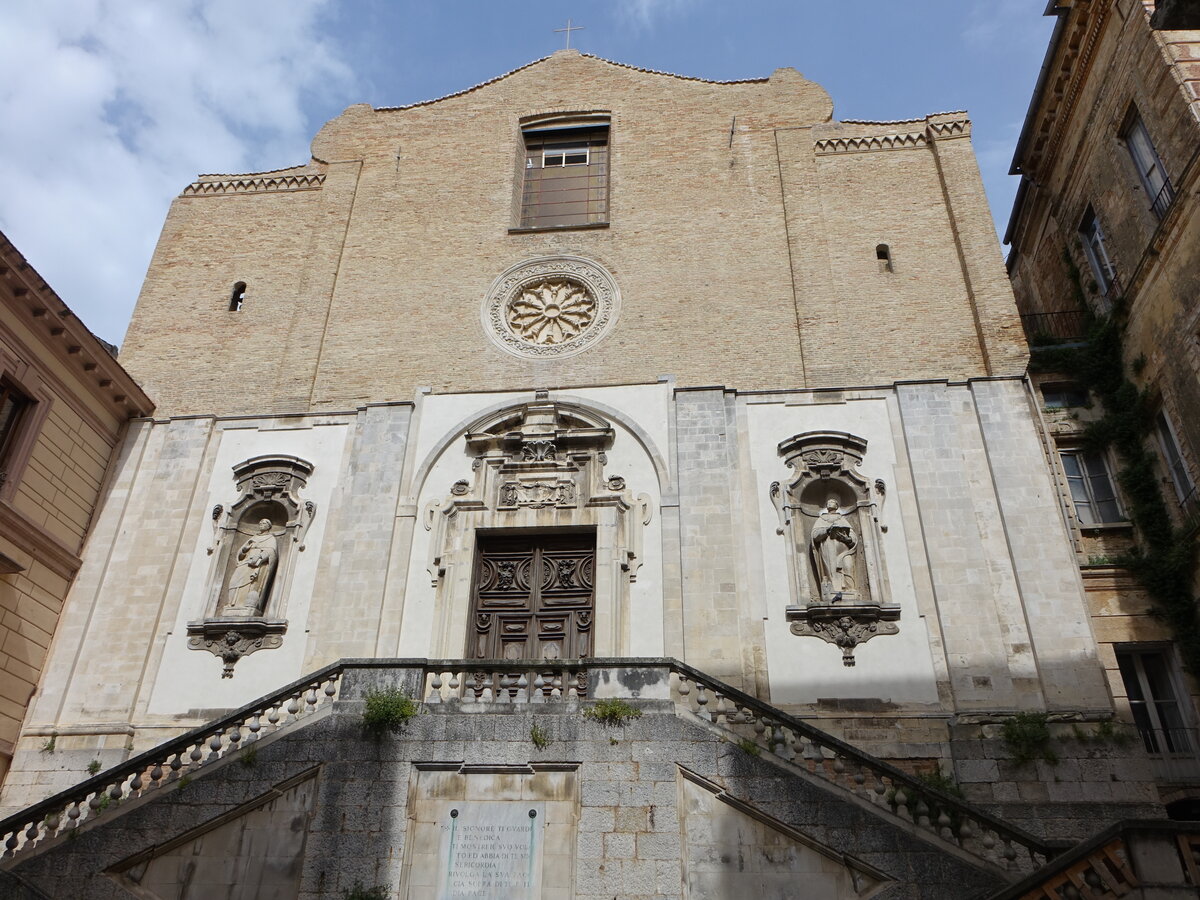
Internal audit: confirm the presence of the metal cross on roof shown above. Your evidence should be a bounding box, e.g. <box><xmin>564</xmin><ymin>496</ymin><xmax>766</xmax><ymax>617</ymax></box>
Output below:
<box><xmin>554</xmin><ymin>19</ymin><xmax>583</xmax><ymax>49</ymax></box>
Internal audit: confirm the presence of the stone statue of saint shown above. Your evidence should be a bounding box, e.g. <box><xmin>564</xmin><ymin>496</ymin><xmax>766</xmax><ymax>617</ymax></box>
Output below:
<box><xmin>222</xmin><ymin>518</ymin><xmax>279</xmax><ymax>616</ymax></box>
<box><xmin>810</xmin><ymin>497</ymin><xmax>857</xmax><ymax>599</ymax></box>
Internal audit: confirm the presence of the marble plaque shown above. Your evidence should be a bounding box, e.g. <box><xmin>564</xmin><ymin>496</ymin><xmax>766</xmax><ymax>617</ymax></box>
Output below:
<box><xmin>436</xmin><ymin>801</ymin><xmax>545</xmax><ymax>900</ymax></box>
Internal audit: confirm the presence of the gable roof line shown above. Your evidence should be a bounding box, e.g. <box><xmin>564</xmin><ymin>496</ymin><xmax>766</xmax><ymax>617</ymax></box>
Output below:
<box><xmin>374</xmin><ymin>52</ymin><xmax>769</xmax><ymax>113</ymax></box>
<box><xmin>838</xmin><ymin>111</ymin><xmax>968</xmax><ymax>126</ymax></box>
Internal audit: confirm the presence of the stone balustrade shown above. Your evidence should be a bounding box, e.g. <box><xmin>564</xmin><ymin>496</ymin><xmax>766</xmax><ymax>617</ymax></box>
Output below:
<box><xmin>0</xmin><ymin>658</ymin><xmax>1055</xmax><ymax>873</ymax></box>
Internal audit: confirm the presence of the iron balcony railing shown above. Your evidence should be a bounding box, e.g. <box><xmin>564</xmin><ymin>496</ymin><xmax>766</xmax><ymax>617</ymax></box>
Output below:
<box><xmin>1150</xmin><ymin>178</ymin><xmax>1176</xmax><ymax>220</ymax></box>
<box><xmin>0</xmin><ymin>658</ymin><xmax>1057</xmax><ymax>873</ymax></box>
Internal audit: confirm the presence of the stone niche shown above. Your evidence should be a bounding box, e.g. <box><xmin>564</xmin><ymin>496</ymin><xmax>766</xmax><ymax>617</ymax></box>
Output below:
<box><xmin>187</xmin><ymin>455</ymin><xmax>317</xmax><ymax>677</ymax></box>
<box><xmin>423</xmin><ymin>391</ymin><xmax>651</xmax><ymax>658</ymax></box>
<box><xmin>770</xmin><ymin>431</ymin><xmax>899</xmax><ymax>666</ymax></box>
<box><xmin>399</xmin><ymin>763</ymin><xmax>578</xmax><ymax>900</ymax></box>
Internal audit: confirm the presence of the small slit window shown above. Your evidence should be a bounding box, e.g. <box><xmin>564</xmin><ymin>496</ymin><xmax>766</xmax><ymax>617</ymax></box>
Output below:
<box><xmin>876</xmin><ymin>244</ymin><xmax>893</xmax><ymax>272</ymax></box>
<box><xmin>229</xmin><ymin>282</ymin><xmax>247</xmax><ymax>312</ymax></box>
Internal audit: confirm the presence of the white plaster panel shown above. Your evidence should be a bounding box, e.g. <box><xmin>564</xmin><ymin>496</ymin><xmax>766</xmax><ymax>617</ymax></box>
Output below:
<box><xmin>397</xmin><ymin>385</ymin><xmax>668</xmax><ymax>658</ymax></box>
<box><xmin>147</xmin><ymin>421</ymin><xmax>349</xmax><ymax>714</ymax></box>
<box><xmin>747</xmin><ymin>397</ymin><xmax>939</xmax><ymax>705</ymax></box>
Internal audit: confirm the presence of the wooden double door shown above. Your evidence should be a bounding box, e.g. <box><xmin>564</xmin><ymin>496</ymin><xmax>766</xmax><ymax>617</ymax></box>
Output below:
<box><xmin>469</xmin><ymin>532</ymin><xmax>595</xmax><ymax>661</ymax></box>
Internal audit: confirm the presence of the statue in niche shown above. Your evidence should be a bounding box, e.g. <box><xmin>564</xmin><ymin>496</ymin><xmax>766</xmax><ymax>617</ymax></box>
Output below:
<box><xmin>221</xmin><ymin>518</ymin><xmax>280</xmax><ymax>616</ymax></box>
<box><xmin>810</xmin><ymin>497</ymin><xmax>857</xmax><ymax>599</ymax></box>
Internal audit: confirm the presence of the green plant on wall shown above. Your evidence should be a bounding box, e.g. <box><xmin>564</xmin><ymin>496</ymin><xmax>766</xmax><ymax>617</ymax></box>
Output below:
<box><xmin>1034</xmin><ymin>267</ymin><xmax>1200</xmax><ymax>680</ymax></box>
<box><xmin>362</xmin><ymin>688</ymin><xmax>420</xmax><ymax>737</ymax></box>
<box><xmin>582</xmin><ymin>698</ymin><xmax>642</xmax><ymax>727</ymax></box>
<box><xmin>529</xmin><ymin>722</ymin><xmax>551</xmax><ymax>750</ymax></box>
<box><xmin>1001</xmin><ymin>712</ymin><xmax>1057</xmax><ymax>766</ymax></box>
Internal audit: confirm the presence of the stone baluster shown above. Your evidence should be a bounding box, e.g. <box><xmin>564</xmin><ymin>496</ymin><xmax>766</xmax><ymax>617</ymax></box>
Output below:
<box><xmin>324</xmin><ymin>675</ymin><xmax>339</xmax><ymax>704</ymax></box>
<box><xmin>247</xmin><ymin>713</ymin><xmax>262</xmax><ymax>742</ymax></box>
<box><xmin>532</xmin><ymin>672</ymin><xmax>546</xmax><ymax>702</ymax></box>
<box><xmin>207</xmin><ymin>730</ymin><xmax>223</xmax><ymax>762</ymax></box>
<box><xmin>448</xmin><ymin>669</ymin><xmax>461</xmax><ymax>701</ymax></box>
<box><xmin>675</xmin><ymin>674</ymin><xmax>691</xmax><ymax>707</ymax></box>
<box><xmin>550</xmin><ymin>673</ymin><xmax>562</xmax><ymax>700</ymax></box>
<box><xmin>937</xmin><ymin>810</ymin><xmax>953</xmax><ymax>841</ymax></box>
<box><xmin>712</xmin><ymin>694</ymin><xmax>728</xmax><ymax>725</ymax></box>
<box><xmin>893</xmin><ymin>784</ymin><xmax>911</xmax><ymax>821</ymax></box>
<box><xmin>428</xmin><ymin>670</ymin><xmax>444</xmax><ymax>703</ymax></box>
<box><xmin>286</xmin><ymin>695</ymin><xmax>301</xmax><ymax>722</ymax></box>
<box><xmin>915</xmin><ymin>798</ymin><xmax>931</xmax><ymax>829</ymax></box>
<box><xmin>694</xmin><ymin>683</ymin><xmax>710</xmax><ymax>721</ymax></box>
<box><xmin>516</xmin><ymin>671</ymin><xmax>529</xmax><ymax>703</ymax></box>
<box><xmin>65</xmin><ymin>801</ymin><xmax>82</xmax><ymax>831</ymax></box>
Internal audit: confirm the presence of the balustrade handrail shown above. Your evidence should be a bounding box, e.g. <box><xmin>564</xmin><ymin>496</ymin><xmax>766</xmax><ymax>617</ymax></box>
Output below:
<box><xmin>0</xmin><ymin>657</ymin><xmax>1057</xmax><ymax>868</ymax></box>
<box><xmin>0</xmin><ymin>660</ymin><xmax>347</xmax><ymax>854</ymax></box>
<box><xmin>987</xmin><ymin>819</ymin><xmax>1200</xmax><ymax>899</ymax></box>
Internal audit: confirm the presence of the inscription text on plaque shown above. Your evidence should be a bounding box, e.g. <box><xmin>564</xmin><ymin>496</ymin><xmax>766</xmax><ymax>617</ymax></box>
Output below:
<box><xmin>436</xmin><ymin>801</ymin><xmax>545</xmax><ymax>900</ymax></box>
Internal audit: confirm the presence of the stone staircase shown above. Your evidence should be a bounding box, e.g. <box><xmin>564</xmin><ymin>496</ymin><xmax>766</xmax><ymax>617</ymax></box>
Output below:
<box><xmin>0</xmin><ymin>658</ymin><xmax>1149</xmax><ymax>899</ymax></box>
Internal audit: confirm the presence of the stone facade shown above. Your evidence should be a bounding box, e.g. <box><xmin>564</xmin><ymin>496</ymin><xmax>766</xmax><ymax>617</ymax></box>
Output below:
<box><xmin>0</xmin><ymin>48</ymin><xmax>1181</xmax><ymax>897</ymax></box>
<box><xmin>119</xmin><ymin>51</ymin><xmax>1025</xmax><ymax>418</ymax></box>
<box><xmin>1006</xmin><ymin>0</ymin><xmax>1200</xmax><ymax>803</ymax></box>
<box><xmin>0</xmin><ymin>232</ymin><xmax>153</xmax><ymax>787</ymax></box>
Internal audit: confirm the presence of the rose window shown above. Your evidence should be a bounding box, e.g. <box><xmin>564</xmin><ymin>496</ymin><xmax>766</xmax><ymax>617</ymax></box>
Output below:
<box><xmin>482</xmin><ymin>255</ymin><xmax>621</xmax><ymax>359</ymax></box>
<box><xmin>506</xmin><ymin>279</ymin><xmax>596</xmax><ymax>345</ymax></box>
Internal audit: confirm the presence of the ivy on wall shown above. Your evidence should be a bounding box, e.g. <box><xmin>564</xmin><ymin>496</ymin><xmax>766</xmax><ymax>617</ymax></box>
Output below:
<box><xmin>1033</xmin><ymin>271</ymin><xmax>1200</xmax><ymax>676</ymax></box>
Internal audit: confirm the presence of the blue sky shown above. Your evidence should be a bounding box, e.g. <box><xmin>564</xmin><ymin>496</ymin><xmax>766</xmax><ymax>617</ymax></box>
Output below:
<box><xmin>0</xmin><ymin>0</ymin><xmax>1055</xmax><ymax>344</ymax></box>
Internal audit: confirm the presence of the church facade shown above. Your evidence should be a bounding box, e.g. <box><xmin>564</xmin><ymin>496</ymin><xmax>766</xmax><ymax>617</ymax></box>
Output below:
<box><xmin>0</xmin><ymin>51</ymin><xmax>1188</xmax><ymax>898</ymax></box>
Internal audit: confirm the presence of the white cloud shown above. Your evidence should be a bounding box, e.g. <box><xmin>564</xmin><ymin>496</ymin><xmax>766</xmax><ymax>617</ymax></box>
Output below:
<box><xmin>616</xmin><ymin>0</ymin><xmax>699</xmax><ymax>29</ymax></box>
<box><xmin>0</xmin><ymin>0</ymin><xmax>353</xmax><ymax>343</ymax></box>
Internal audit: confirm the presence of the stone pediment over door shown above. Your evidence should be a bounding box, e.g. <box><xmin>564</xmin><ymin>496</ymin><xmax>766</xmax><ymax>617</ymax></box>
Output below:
<box><xmin>423</xmin><ymin>391</ymin><xmax>652</xmax><ymax>658</ymax></box>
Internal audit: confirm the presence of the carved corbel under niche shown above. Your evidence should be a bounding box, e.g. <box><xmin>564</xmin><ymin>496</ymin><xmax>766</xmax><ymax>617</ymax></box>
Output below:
<box><xmin>785</xmin><ymin>604</ymin><xmax>900</xmax><ymax>667</ymax></box>
<box><xmin>186</xmin><ymin>618</ymin><xmax>287</xmax><ymax>678</ymax></box>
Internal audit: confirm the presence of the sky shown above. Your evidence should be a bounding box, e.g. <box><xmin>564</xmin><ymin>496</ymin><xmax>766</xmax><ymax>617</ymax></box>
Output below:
<box><xmin>0</xmin><ymin>0</ymin><xmax>1056</xmax><ymax>345</ymax></box>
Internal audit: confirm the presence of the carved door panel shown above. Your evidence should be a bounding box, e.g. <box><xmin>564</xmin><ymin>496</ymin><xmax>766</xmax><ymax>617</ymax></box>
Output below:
<box><xmin>470</xmin><ymin>533</ymin><xmax>595</xmax><ymax>660</ymax></box>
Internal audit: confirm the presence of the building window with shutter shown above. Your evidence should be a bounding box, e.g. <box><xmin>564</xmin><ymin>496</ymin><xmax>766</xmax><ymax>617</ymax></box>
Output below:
<box><xmin>0</xmin><ymin>379</ymin><xmax>32</xmax><ymax>489</ymax></box>
<box><xmin>1079</xmin><ymin>207</ymin><xmax>1116</xmax><ymax>296</ymax></box>
<box><xmin>518</xmin><ymin>117</ymin><xmax>609</xmax><ymax>230</ymax></box>
<box><xmin>1059</xmin><ymin>448</ymin><xmax>1124</xmax><ymax>525</ymax></box>
<box><xmin>1116</xmin><ymin>646</ymin><xmax>1194</xmax><ymax>755</ymax></box>
<box><xmin>1122</xmin><ymin>110</ymin><xmax>1174</xmax><ymax>219</ymax></box>
<box><xmin>1155</xmin><ymin>409</ymin><xmax>1195</xmax><ymax>504</ymax></box>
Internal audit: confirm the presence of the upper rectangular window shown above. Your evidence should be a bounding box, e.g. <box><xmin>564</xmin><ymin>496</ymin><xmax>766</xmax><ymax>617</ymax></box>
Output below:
<box><xmin>1155</xmin><ymin>410</ymin><xmax>1194</xmax><ymax>503</ymax></box>
<box><xmin>1078</xmin><ymin>207</ymin><xmax>1116</xmax><ymax>295</ymax></box>
<box><xmin>0</xmin><ymin>379</ymin><xmax>32</xmax><ymax>487</ymax></box>
<box><xmin>1041</xmin><ymin>382</ymin><xmax>1089</xmax><ymax>409</ymax></box>
<box><xmin>520</xmin><ymin>120</ymin><xmax>609</xmax><ymax>230</ymax></box>
<box><xmin>1123</xmin><ymin>111</ymin><xmax>1174</xmax><ymax>219</ymax></box>
<box><xmin>1059</xmin><ymin>448</ymin><xmax>1124</xmax><ymax>525</ymax></box>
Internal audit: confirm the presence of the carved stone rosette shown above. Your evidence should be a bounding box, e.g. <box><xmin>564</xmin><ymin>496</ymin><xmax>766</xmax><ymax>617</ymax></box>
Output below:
<box><xmin>772</xmin><ymin>431</ymin><xmax>899</xmax><ymax>666</ymax></box>
<box><xmin>481</xmin><ymin>256</ymin><xmax>620</xmax><ymax>359</ymax></box>
<box><xmin>189</xmin><ymin>454</ymin><xmax>317</xmax><ymax>677</ymax></box>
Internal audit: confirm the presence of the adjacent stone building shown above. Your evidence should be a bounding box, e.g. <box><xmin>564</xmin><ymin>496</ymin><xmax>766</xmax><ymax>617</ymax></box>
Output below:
<box><xmin>0</xmin><ymin>49</ymin><xmax>1195</xmax><ymax>898</ymax></box>
<box><xmin>1005</xmin><ymin>0</ymin><xmax>1200</xmax><ymax>808</ymax></box>
<box><xmin>0</xmin><ymin>231</ymin><xmax>154</xmax><ymax>786</ymax></box>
